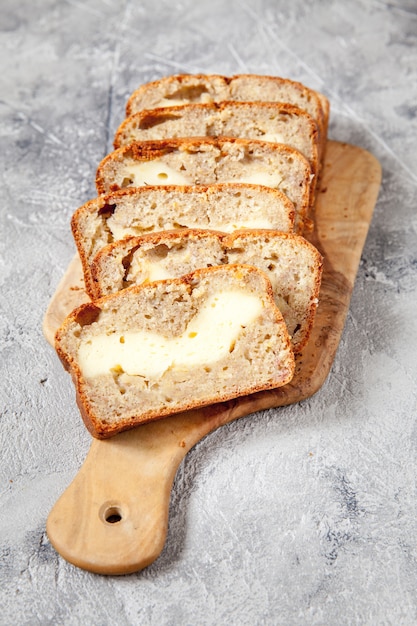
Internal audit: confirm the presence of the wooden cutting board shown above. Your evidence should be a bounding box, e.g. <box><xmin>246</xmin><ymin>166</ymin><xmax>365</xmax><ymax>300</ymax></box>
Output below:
<box><xmin>44</xmin><ymin>141</ymin><xmax>381</xmax><ymax>575</ymax></box>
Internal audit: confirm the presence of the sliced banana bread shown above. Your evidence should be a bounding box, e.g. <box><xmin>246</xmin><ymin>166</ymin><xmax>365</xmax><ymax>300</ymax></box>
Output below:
<box><xmin>71</xmin><ymin>184</ymin><xmax>295</xmax><ymax>298</ymax></box>
<box><xmin>95</xmin><ymin>137</ymin><xmax>312</xmax><ymax>233</ymax></box>
<box><xmin>55</xmin><ymin>265</ymin><xmax>295</xmax><ymax>438</ymax></box>
<box><xmin>125</xmin><ymin>73</ymin><xmax>329</xmax><ymax>154</ymax></box>
<box><xmin>91</xmin><ymin>229</ymin><xmax>323</xmax><ymax>353</ymax></box>
<box><xmin>114</xmin><ymin>101</ymin><xmax>319</xmax><ymax>187</ymax></box>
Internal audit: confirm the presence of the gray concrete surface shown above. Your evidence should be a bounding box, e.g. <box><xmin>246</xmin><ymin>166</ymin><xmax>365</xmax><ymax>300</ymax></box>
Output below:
<box><xmin>1</xmin><ymin>0</ymin><xmax>417</xmax><ymax>624</ymax></box>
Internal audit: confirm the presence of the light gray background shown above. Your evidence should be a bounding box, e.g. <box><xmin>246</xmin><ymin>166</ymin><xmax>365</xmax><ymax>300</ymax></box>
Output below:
<box><xmin>1</xmin><ymin>1</ymin><xmax>417</xmax><ymax>624</ymax></box>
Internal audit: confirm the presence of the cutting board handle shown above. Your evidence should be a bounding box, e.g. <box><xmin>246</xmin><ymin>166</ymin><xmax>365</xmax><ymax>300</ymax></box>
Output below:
<box><xmin>46</xmin><ymin>405</ymin><xmax>236</xmax><ymax>575</ymax></box>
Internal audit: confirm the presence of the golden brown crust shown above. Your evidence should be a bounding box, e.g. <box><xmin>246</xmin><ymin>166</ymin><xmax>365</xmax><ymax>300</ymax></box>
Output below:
<box><xmin>70</xmin><ymin>200</ymin><xmax>102</xmax><ymax>298</ymax></box>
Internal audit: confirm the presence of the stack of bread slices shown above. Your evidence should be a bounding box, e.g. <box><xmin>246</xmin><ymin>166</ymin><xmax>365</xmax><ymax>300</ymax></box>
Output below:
<box><xmin>55</xmin><ymin>74</ymin><xmax>328</xmax><ymax>439</ymax></box>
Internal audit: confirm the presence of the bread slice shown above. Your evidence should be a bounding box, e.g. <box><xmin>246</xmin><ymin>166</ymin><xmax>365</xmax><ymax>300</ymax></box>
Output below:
<box><xmin>91</xmin><ymin>229</ymin><xmax>323</xmax><ymax>353</ymax></box>
<box><xmin>114</xmin><ymin>101</ymin><xmax>319</xmax><ymax>184</ymax></box>
<box><xmin>71</xmin><ymin>184</ymin><xmax>295</xmax><ymax>298</ymax></box>
<box><xmin>55</xmin><ymin>264</ymin><xmax>295</xmax><ymax>439</ymax></box>
<box><xmin>95</xmin><ymin>137</ymin><xmax>312</xmax><ymax>233</ymax></box>
<box><xmin>125</xmin><ymin>73</ymin><xmax>329</xmax><ymax>154</ymax></box>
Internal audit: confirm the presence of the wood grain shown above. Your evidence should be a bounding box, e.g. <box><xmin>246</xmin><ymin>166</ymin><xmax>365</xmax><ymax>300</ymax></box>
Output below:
<box><xmin>44</xmin><ymin>141</ymin><xmax>381</xmax><ymax>575</ymax></box>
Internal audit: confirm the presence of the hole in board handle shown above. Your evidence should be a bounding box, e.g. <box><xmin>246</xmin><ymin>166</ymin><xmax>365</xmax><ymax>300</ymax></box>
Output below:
<box><xmin>106</xmin><ymin>509</ymin><xmax>122</xmax><ymax>524</ymax></box>
<box><xmin>100</xmin><ymin>504</ymin><xmax>124</xmax><ymax>525</ymax></box>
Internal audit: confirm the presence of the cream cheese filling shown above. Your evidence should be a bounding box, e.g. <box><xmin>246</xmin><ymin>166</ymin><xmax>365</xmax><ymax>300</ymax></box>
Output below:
<box><xmin>106</xmin><ymin>215</ymin><xmax>275</xmax><ymax>241</ymax></box>
<box><xmin>121</xmin><ymin>161</ymin><xmax>284</xmax><ymax>191</ymax></box>
<box><xmin>219</xmin><ymin>217</ymin><xmax>275</xmax><ymax>231</ymax></box>
<box><xmin>260</xmin><ymin>132</ymin><xmax>286</xmax><ymax>144</ymax></box>
<box><xmin>126</xmin><ymin>256</ymin><xmax>172</xmax><ymax>283</ymax></box>
<box><xmin>77</xmin><ymin>290</ymin><xmax>263</xmax><ymax>379</ymax></box>
<box><xmin>122</xmin><ymin>161</ymin><xmax>192</xmax><ymax>187</ymax></box>
<box><xmin>234</xmin><ymin>171</ymin><xmax>283</xmax><ymax>188</ymax></box>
